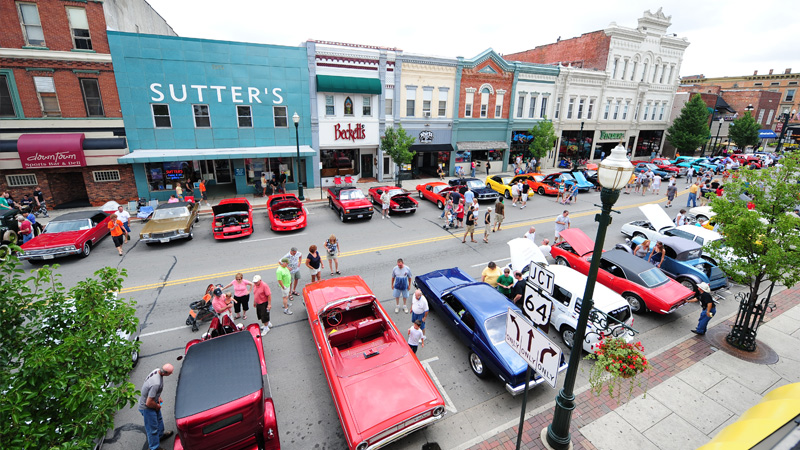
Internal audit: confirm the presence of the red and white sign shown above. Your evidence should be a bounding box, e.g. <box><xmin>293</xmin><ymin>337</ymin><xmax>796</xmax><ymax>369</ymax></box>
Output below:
<box><xmin>17</xmin><ymin>133</ymin><xmax>87</xmax><ymax>169</ymax></box>
<box><xmin>334</xmin><ymin>123</ymin><xmax>366</xmax><ymax>141</ymax></box>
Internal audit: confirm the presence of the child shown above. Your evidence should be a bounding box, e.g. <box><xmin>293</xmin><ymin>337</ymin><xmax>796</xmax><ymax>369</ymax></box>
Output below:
<box><xmin>556</xmin><ymin>181</ymin><xmax>565</xmax><ymax>204</ymax></box>
<box><xmin>407</xmin><ymin>320</ymin><xmax>425</xmax><ymax>354</ymax></box>
<box><xmin>442</xmin><ymin>209</ymin><xmax>455</xmax><ymax>229</ymax></box>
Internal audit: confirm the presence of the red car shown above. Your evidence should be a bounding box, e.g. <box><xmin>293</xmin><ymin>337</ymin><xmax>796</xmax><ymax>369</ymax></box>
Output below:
<box><xmin>648</xmin><ymin>158</ymin><xmax>682</xmax><ymax>175</ymax></box>
<box><xmin>212</xmin><ymin>198</ymin><xmax>253</xmax><ymax>239</ymax></box>
<box><xmin>516</xmin><ymin>172</ymin><xmax>559</xmax><ymax>196</ymax></box>
<box><xmin>327</xmin><ymin>186</ymin><xmax>374</xmax><ymax>222</ymax></box>
<box><xmin>416</xmin><ymin>181</ymin><xmax>462</xmax><ymax>209</ymax></box>
<box><xmin>367</xmin><ymin>186</ymin><xmax>418</xmax><ymax>215</ymax></box>
<box><xmin>174</xmin><ymin>317</ymin><xmax>280</xmax><ymax>450</ymax></box>
<box><xmin>303</xmin><ymin>276</ymin><xmax>446</xmax><ymax>450</ymax></box>
<box><xmin>732</xmin><ymin>154</ymin><xmax>762</xmax><ymax>169</ymax></box>
<box><xmin>18</xmin><ymin>209</ymin><xmax>114</xmax><ymax>261</ymax></box>
<box><xmin>550</xmin><ymin>229</ymin><xmax>693</xmax><ymax>314</ymax></box>
<box><xmin>266</xmin><ymin>194</ymin><xmax>307</xmax><ymax>231</ymax></box>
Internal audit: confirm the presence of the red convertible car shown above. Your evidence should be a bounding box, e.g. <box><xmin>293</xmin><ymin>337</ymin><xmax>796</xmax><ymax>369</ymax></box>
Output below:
<box><xmin>367</xmin><ymin>186</ymin><xmax>418</xmax><ymax>215</ymax></box>
<box><xmin>550</xmin><ymin>229</ymin><xmax>693</xmax><ymax>314</ymax></box>
<box><xmin>303</xmin><ymin>276</ymin><xmax>446</xmax><ymax>450</ymax></box>
<box><xmin>18</xmin><ymin>209</ymin><xmax>114</xmax><ymax>261</ymax></box>
<box><xmin>266</xmin><ymin>194</ymin><xmax>306</xmax><ymax>231</ymax></box>
<box><xmin>174</xmin><ymin>317</ymin><xmax>280</xmax><ymax>450</ymax></box>
<box><xmin>212</xmin><ymin>198</ymin><xmax>253</xmax><ymax>239</ymax></box>
<box><xmin>416</xmin><ymin>182</ymin><xmax>462</xmax><ymax>209</ymax></box>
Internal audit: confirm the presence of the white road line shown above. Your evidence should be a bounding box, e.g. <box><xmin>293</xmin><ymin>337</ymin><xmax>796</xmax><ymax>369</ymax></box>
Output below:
<box><xmin>240</xmin><ymin>232</ymin><xmax>307</xmax><ymax>244</ymax></box>
<box><xmin>471</xmin><ymin>257</ymin><xmax>511</xmax><ymax>268</ymax></box>
<box><xmin>420</xmin><ymin>356</ymin><xmax>458</xmax><ymax>413</ymax></box>
<box><xmin>140</xmin><ymin>325</ymin><xmax>186</xmax><ymax>337</ymax></box>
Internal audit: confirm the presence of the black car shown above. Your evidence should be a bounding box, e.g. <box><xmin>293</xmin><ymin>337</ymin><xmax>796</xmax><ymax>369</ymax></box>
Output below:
<box><xmin>448</xmin><ymin>178</ymin><xmax>500</xmax><ymax>202</ymax></box>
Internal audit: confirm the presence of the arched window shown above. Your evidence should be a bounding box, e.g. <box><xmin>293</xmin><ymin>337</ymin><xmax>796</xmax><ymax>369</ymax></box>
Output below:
<box><xmin>344</xmin><ymin>97</ymin><xmax>353</xmax><ymax>115</ymax></box>
<box><xmin>480</xmin><ymin>87</ymin><xmax>491</xmax><ymax>118</ymax></box>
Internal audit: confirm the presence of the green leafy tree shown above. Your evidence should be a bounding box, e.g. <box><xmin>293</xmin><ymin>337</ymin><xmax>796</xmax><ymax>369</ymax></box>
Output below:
<box><xmin>380</xmin><ymin>125</ymin><xmax>416</xmax><ymax>186</ymax></box>
<box><xmin>705</xmin><ymin>150</ymin><xmax>800</xmax><ymax>306</ymax></box>
<box><xmin>666</xmin><ymin>94</ymin><xmax>710</xmax><ymax>155</ymax></box>
<box><xmin>0</xmin><ymin>254</ymin><xmax>139</xmax><ymax>450</ymax></box>
<box><xmin>528</xmin><ymin>118</ymin><xmax>558</xmax><ymax>171</ymax></box>
<box><xmin>729</xmin><ymin>112</ymin><xmax>760</xmax><ymax>151</ymax></box>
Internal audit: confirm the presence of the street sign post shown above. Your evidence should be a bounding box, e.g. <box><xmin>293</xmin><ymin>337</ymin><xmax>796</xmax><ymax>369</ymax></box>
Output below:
<box><xmin>505</xmin><ymin>308</ymin><xmax>562</xmax><ymax>389</ymax></box>
<box><xmin>523</xmin><ymin>264</ymin><xmax>555</xmax><ymax>333</ymax></box>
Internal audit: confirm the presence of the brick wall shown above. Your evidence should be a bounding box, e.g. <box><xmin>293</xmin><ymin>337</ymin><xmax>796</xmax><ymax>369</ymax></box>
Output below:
<box><xmin>722</xmin><ymin>90</ymin><xmax>782</xmax><ymax>127</ymax></box>
<box><xmin>0</xmin><ymin>0</ymin><xmax>110</xmax><ymax>53</ymax></box>
<box><xmin>459</xmin><ymin>59</ymin><xmax>514</xmax><ymax>119</ymax></box>
<box><xmin>0</xmin><ymin>165</ymin><xmax>138</xmax><ymax>208</ymax></box>
<box><xmin>505</xmin><ymin>31</ymin><xmax>611</xmax><ymax>71</ymax></box>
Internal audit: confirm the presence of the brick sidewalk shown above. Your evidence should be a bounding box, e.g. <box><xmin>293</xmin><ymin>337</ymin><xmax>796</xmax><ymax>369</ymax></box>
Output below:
<box><xmin>468</xmin><ymin>284</ymin><xmax>800</xmax><ymax>450</ymax></box>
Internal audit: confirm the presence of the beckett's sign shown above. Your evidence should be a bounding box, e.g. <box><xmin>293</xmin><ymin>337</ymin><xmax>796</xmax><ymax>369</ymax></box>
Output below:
<box><xmin>334</xmin><ymin>123</ymin><xmax>366</xmax><ymax>141</ymax></box>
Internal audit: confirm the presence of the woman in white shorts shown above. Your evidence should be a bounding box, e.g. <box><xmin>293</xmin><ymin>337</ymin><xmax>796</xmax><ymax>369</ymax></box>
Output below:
<box><xmin>306</xmin><ymin>244</ymin><xmax>324</xmax><ymax>282</ymax></box>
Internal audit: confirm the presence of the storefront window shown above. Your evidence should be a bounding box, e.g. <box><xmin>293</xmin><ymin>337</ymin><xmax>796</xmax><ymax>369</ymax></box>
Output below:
<box><xmin>145</xmin><ymin>161</ymin><xmax>191</xmax><ymax>191</ymax></box>
<box><xmin>245</xmin><ymin>158</ymin><xmax>295</xmax><ymax>184</ymax></box>
<box><xmin>635</xmin><ymin>130</ymin><xmax>664</xmax><ymax>157</ymax></box>
<box><xmin>471</xmin><ymin>149</ymin><xmax>504</xmax><ymax>162</ymax></box>
<box><xmin>454</xmin><ymin>150</ymin><xmax>471</xmax><ymax>163</ymax></box>
<box><xmin>320</xmin><ymin>149</ymin><xmax>360</xmax><ymax>177</ymax></box>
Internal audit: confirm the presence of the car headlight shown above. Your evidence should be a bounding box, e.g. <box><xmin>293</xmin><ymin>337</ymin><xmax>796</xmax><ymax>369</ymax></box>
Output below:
<box><xmin>141</xmin><ymin>233</ymin><xmax>150</xmax><ymax>239</ymax></box>
<box><xmin>368</xmin><ymin>207</ymin><xmax>373</xmax><ymax>212</ymax></box>
<box><xmin>62</xmin><ymin>245</ymin><xmax>76</xmax><ymax>252</ymax></box>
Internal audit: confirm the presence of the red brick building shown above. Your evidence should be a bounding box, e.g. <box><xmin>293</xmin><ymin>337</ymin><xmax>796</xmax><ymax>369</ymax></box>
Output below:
<box><xmin>0</xmin><ymin>0</ymin><xmax>173</xmax><ymax>208</ymax></box>
<box><xmin>505</xmin><ymin>31</ymin><xmax>611</xmax><ymax>71</ymax></box>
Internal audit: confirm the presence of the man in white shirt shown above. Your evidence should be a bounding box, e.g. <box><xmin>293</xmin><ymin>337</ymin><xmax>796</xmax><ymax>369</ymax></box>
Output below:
<box><xmin>511</xmin><ymin>182</ymin><xmax>520</xmax><ymax>206</ymax></box>
<box><xmin>410</xmin><ymin>289</ymin><xmax>429</xmax><ymax>338</ymax></box>
<box><xmin>524</xmin><ymin>227</ymin><xmax>536</xmax><ymax>244</ymax></box>
<box><xmin>554</xmin><ymin>210</ymin><xmax>570</xmax><ymax>244</ymax></box>
<box><xmin>675</xmin><ymin>209</ymin><xmax>687</xmax><ymax>226</ymax></box>
<box><xmin>117</xmin><ymin>205</ymin><xmax>132</xmax><ymax>242</ymax></box>
<box><xmin>380</xmin><ymin>190</ymin><xmax>391</xmax><ymax>219</ymax></box>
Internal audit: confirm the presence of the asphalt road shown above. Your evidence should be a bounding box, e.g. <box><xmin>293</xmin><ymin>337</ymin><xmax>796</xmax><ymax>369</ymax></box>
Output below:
<box><xmin>39</xmin><ymin>185</ymin><xmax>748</xmax><ymax>450</ymax></box>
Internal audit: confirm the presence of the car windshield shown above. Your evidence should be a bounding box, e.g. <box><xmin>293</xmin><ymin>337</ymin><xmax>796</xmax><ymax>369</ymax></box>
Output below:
<box><xmin>533</xmin><ymin>175</ymin><xmax>545</xmax><ymax>182</ymax></box>
<box><xmin>386</xmin><ymin>189</ymin><xmax>405</xmax><ymax>197</ymax></box>
<box><xmin>645</xmin><ymin>164</ymin><xmax>658</xmax><ymax>170</ymax></box>
<box><xmin>341</xmin><ymin>189</ymin><xmax>365</xmax><ymax>200</ymax></box>
<box><xmin>485</xmin><ymin>314</ymin><xmax>508</xmax><ymax>346</ymax></box>
<box><xmin>502</xmin><ymin>177</ymin><xmax>514</xmax><ymax>185</ymax></box>
<box><xmin>153</xmin><ymin>207</ymin><xmax>190</xmax><ymax>220</ymax></box>
<box><xmin>466</xmin><ymin>180</ymin><xmax>486</xmax><ymax>190</ymax></box>
<box><xmin>638</xmin><ymin>267</ymin><xmax>669</xmax><ymax>287</ymax></box>
<box><xmin>44</xmin><ymin>219</ymin><xmax>92</xmax><ymax>233</ymax></box>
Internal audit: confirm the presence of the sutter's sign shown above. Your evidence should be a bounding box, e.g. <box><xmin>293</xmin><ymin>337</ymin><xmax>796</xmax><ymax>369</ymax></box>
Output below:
<box><xmin>334</xmin><ymin>123</ymin><xmax>366</xmax><ymax>141</ymax></box>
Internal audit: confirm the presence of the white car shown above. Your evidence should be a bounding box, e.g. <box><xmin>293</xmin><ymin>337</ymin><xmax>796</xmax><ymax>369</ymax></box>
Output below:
<box><xmin>620</xmin><ymin>204</ymin><xmax>677</xmax><ymax>242</ymax></box>
<box><xmin>506</xmin><ymin>238</ymin><xmax>634</xmax><ymax>352</ymax></box>
<box><xmin>687</xmin><ymin>206</ymin><xmax>715</xmax><ymax>223</ymax></box>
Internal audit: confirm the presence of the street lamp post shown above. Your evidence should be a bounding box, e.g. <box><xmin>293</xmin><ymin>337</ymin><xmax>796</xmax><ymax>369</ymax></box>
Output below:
<box><xmin>712</xmin><ymin>118</ymin><xmax>724</xmax><ymax>156</ymax></box>
<box><xmin>776</xmin><ymin>109</ymin><xmax>797</xmax><ymax>154</ymax></box>
<box><xmin>292</xmin><ymin>112</ymin><xmax>305</xmax><ymax>201</ymax></box>
<box><xmin>544</xmin><ymin>142</ymin><xmax>633</xmax><ymax>450</ymax></box>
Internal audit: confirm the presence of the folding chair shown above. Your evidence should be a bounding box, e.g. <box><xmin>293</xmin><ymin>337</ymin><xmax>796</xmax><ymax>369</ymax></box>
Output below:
<box><xmin>344</xmin><ymin>176</ymin><xmax>353</xmax><ymax>184</ymax></box>
<box><xmin>334</xmin><ymin>176</ymin><xmax>342</xmax><ymax>185</ymax></box>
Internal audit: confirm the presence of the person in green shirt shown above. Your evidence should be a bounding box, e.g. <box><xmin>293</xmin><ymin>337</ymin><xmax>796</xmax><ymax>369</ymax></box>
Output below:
<box><xmin>0</xmin><ymin>192</ymin><xmax>10</xmax><ymax>210</ymax></box>
<box><xmin>276</xmin><ymin>258</ymin><xmax>293</xmax><ymax>315</ymax></box>
<box><xmin>496</xmin><ymin>267</ymin><xmax>514</xmax><ymax>299</ymax></box>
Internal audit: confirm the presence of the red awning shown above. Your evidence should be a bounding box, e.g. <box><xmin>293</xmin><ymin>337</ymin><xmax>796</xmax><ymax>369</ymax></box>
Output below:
<box><xmin>17</xmin><ymin>134</ymin><xmax>86</xmax><ymax>169</ymax></box>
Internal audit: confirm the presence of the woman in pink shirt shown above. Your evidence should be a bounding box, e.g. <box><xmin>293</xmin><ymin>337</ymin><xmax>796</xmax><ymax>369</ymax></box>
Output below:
<box><xmin>223</xmin><ymin>273</ymin><xmax>254</xmax><ymax>320</ymax></box>
<box><xmin>211</xmin><ymin>288</ymin><xmax>234</xmax><ymax>320</ymax></box>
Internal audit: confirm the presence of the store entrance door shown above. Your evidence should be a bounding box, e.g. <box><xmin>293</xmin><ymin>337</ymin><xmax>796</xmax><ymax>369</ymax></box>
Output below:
<box><xmin>361</xmin><ymin>154</ymin><xmax>373</xmax><ymax>178</ymax></box>
<box><xmin>213</xmin><ymin>160</ymin><xmax>233</xmax><ymax>184</ymax></box>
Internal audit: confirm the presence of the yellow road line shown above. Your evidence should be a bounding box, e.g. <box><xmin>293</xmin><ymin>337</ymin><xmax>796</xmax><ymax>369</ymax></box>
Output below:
<box><xmin>120</xmin><ymin>191</ymin><xmax>686</xmax><ymax>294</ymax></box>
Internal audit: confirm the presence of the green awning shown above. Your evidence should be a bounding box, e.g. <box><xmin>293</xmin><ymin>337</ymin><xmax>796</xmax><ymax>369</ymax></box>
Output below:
<box><xmin>316</xmin><ymin>75</ymin><xmax>382</xmax><ymax>95</ymax></box>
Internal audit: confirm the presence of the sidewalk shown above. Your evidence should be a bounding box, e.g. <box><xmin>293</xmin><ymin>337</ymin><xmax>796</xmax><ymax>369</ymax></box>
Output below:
<box><xmin>460</xmin><ymin>285</ymin><xmax>800</xmax><ymax>450</ymax></box>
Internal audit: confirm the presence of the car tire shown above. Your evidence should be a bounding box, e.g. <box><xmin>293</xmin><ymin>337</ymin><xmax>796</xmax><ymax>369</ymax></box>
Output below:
<box><xmin>418</xmin><ymin>190</ymin><xmax>423</xmax><ymax>199</ymax></box>
<box><xmin>633</xmin><ymin>232</ymin><xmax>647</xmax><ymax>241</ymax></box>
<box><xmin>132</xmin><ymin>349</ymin><xmax>139</xmax><ymax>368</ymax></box>
<box><xmin>339</xmin><ymin>209</ymin><xmax>346</xmax><ymax>222</ymax></box>
<box><xmin>679</xmin><ymin>277</ymin><xmax>697</xmax><ymax>292</ymax></box>
<box><xmin>504</xmin><ymin>190</ymin><xmax>511</xmax><ymax>199</ymax></box>
<box><xmin>328</xmin><ymin>198</ymin><xmax>334</xmax><ymax>210</ymax></box>
<box><xmin>555</xmin><ymin>256</ymin><xmax>570</xmax><ymax>267</ymax></box>
<box><xmin>0</xmin><ymin>245</ymin><xmax>10</xmax><ymax>262</ymax></box>
<box><xmin>437</xmin><ymin>200</ymin><xmax>444</xmax><ymax>210</ymax></box>
<box><xmin>538</xmin><ymin>187</ymin><xmax>546</xmax><ymax>195</ymax></box>
<box><xmin>188</xmin><ymin>227</ymin><xmax>194</xmax><ymax>240</ymax></box>
<box><xmin>195</xmin><ymin>216</ymin><xmax>199</xmax><ymax>223</ymax></box>
<box><xmin>469</xmin><ymin>352</ymin><xmax>488</xmax><ymax>379</ymax></box>
<box><xmin>624</xmin><ymin>293</ymin><xmax>646</xmax><ymax>314</ymax></box>
<box><xmin>80</xmin><ymin>242</ymin><xmax>91</xmax><ymax>258</ymax></box>
<box><xmin>3</xmin><ymin>230</ymin><xmax>17</xmax><ymax>246</ymax></box>
<box><xmin>561</xmin><ymin>326</ymin><xmax>576</xmax><ymax>350</ymax></box>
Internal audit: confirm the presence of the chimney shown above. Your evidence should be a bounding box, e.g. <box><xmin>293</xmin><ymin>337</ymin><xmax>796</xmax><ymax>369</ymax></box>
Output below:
<box><xmin>786</xmin><ymin>68</ymin><xmax>792</xmax><ymax>74</ymax></box>
<box><xmin>753</xmin><ymin>70</ymin><xmax>758</xmax><ymax>76</ymax></box>
<box><xmin>769</xmin><ymin>69</ymin><xmax>774</xmax><ymax>75</ymax></box>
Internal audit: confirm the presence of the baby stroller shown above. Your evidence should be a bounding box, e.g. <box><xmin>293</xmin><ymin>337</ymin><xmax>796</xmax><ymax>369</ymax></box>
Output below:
<box><xmin>186</xmin><ymin>284</ymin><xmax>220</xmax><ymax>332</ymax></box>
<box><xmin>442</xmin><ymin>210</ymin><xmax>456</xmax><ymax>230</ymax></box>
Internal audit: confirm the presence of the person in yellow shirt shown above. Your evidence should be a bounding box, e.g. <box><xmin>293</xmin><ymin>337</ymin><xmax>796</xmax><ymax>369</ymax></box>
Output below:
<box><xmin>481</xmin><ymin>261</ymin><xmax>502</xmax><ymax>288</ymax></box>
<box><xmin>624</xmin><ymin>173</ymin><xmax>636</xmax><ymax>195</ymax></box>
<box><xmin>687</xmin><ymin>182</ymin><xmax>699</xmax><ymax>207</ymax></box>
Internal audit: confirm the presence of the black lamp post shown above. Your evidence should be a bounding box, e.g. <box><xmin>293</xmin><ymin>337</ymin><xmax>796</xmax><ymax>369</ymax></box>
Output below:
<box><xmin>292</xmin><ymin>112</ymin><xmax>305</xmax><ymax>201</ymax></box>
<box><xmin>544</xmin><ymin>142</ymin><xmax>633</xmax><ymax>450</ymax></box>
<box><xmin>711</xmin><ymin>118</ymin><xmax>724</xmax><ymax>156</ymax></box>
<box><xmin>776</xmin><ymin>109</ymin><xmax>796</xmax><ymax>154</ymax></box>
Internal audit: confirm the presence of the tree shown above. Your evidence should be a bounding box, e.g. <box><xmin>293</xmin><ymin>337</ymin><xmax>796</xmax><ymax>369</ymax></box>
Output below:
<box><xmin>0</xmin><ymin>254</ymin><xmax>140</xmax><ymax>449</ymax></box>
<box><xmin>380</xmin><ymin>125</ymin><xmax>416</xmax><ymax>186</ymax></box>
<box><xmin>666</xmin><ymin>94</ymin><xmax>710</xmax><ymax>155</ymax></box>
<box><xmin>729</xmin><ymin>112</ymin><xmax>760</xmax><ymax>151</ymax></box>
<box><xmin>528</xmin><ymin>118</ymin><xmax>558</xmax><ymax>170</ymax></box>
<box><xmin>705</xmin><ymin>150</ymin><xmax>800</xmax><ymax>348</ymax></box>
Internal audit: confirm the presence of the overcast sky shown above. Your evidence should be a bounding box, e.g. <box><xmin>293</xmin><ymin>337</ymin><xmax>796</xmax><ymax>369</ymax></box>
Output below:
<box><xmin>146</xmin><ymin>0</ymin><xmax>798</xmax><ymax>79</ymax></box>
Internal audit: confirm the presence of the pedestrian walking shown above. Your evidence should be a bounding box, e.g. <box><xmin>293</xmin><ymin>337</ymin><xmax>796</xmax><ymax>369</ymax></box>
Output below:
<box><xmin>624</xmin><ymin>173</ymin><xmax>636</xmax><ymax>195</ymax></box>
<box><xmin>455</xmin><ymin>199</ymin><xmax>465</xmax><ymax>228</ymax></box>
<box><xmin>481</xmin><ymin>261</ymin><xmax>502</xmax><ymax>287</ymax></box>
<box><xmin>281</xmin><ymin>247</ymin><xmax>302</xmax><ymax>297</ymax></box>
<box><xmin>496</xmin><ymin>267</ymin><xmax>514</xmax><ymax>299</ymax></box>
<box><xmin>107</xmin><ymin>213</ymin><xmax>129</xmax><ymax>256</ymax></box>
<box><xmin>492</xmin><ymin>198</ymin><xmax>504</xmax><ymax>232</ymax></box>
<box><xmin>410</xmin><ymin>289</ymin><xmax>429</xmax><ymax>337</ymax></box>
<box><xmin>32</xmin><ymin>186</ymin><xmax>49</xmax><ymax>217</ymax></box>
<box><xmin>634</xmin><ymin>172</ymin><xmax>644</xmax><ymax>194</ymax></box>
<box><xmin>483</xmin><ymin>207</ymin><xmax>492</xmax><ymax>243</ymax></box>
<box><xmin>567</xmin><ymin>183</ymin><xmax>578</xmax><ymax>204</ymax></box>
<box><xmin>138</xmin><ymin>364</ymin><xmax>174</xmax><ymax>450</ymax></box>
<box><xmin>277</xmin><ymin>258</ymin><xmax>293</xmax><ymax>315</ymax></box>
<box><xmin>652</xmin><ymin>174</ymin><xmax>662</xmax><ymax>194</ymax></box>
<box><xmin>464</xmin><ymin>188</ymin><xmax>475</xmax><ymax>206</ymax></box>
<box><xmin>380</xmin><ymin>189</ymin><xmax>391</xmax><ymax>219</ymax></box>
<box><xmin>117</xmin><ymin>205</ymin><xmax>132</xmax><ymax>239</ymax></box>
<box><xmin>519</xmin><ymin>182</ymin><xmax>529</xmax><ymax>209</ymax></box>
<box><xmin>306</xmin><ymin>245</ymin><xmax>324</xmax><ymax>282</ymax></box>
<box><xmin>687</xmin><ymin>182</ymin><xmax>699</xmax><ymax>207</ymax></box>
<box><xmin>649</xmin><ymin>241</ymin><xmax>665</xmax><ymax>268</ymax></box>
<box><xmin>688</xmin><ymin>282</ymin><xmax>715</xmax><ymax>335</ymax></box>
<box><xmin>391</xmin><ymin>258</ymin><xmax>413</xmax><ymax>313</ymax></box>
<box><xmin>666</xmin><ymin>181</ymin><xmax>677</xmax><ymax>208</ymax></box>
<box><xmin>222</xmin><ymin>273</ymin><xmax>253</xmax><ymax>320</ymax></box>
<box><xmin>524</xmin><ymin>226</ymin><xmax>536</xmax><ymax>244</ymax></box>
<box><xmin>252</xmin><ymin>274</ymin><xmax>273</xmax><ymax>336</ymax></box>
<box><xmin>486</xmin><ymin>160</ymin><xmax>491</xmax><ymax>176</ymax></box>
<box><xmin>554</xmin><ymin>210</ymin><xmax>570</xmax><ymax>244</ymax></box>
<box><xmin>462</xmin><ymin>205</ymin><xmax>477</xmax><ymax>243</ymax></box>
<box><xmin>641</xmin><ymin>171</ymin><xmax>651</xmax><ymax>196</ymax></box>
<box><xmin>407</xmin><ymin>320</ymin><xmax>425</xmax><ymax>354</ymax></box>
<box><xmin>675</xmin><ymin>209</ymin><xmax>687</xmax><ymax>226</ymax></box>
<box><xmin>686</xmin><ymin>167</ymin><xmax>694</xmax><ymax>185</ymax></box>
<box><xmin>556</xmin><ymin>180</ymin><xmax>566</xmax><ymax>203</ymax></box>
<box><xmin>325</xmin><ymin>235</ymin><xmax>341</xmax><ymax>275</ymax></box>
<box><xmin>511</xmin><ymin>181</ymin><xmax>521</xmax><ymax>206</ymax></box>
<box><xmin>198</xmin><ymin>179</ymin><xmax>208</xmax><ymax>205</ymax></box>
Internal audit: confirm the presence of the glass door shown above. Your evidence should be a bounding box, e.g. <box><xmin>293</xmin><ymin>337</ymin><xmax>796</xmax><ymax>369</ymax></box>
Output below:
<box><xmin>213</xmin><ymin>160</ymin><xmax>233</xmax><ymax>184</ymax></box>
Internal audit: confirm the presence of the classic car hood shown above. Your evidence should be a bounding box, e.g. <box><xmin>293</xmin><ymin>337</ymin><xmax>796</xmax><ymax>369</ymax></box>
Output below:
<box><xmin>212</xmin><ymin>202</ymin><xmax>249</xmax><ymax>215</ymax></box>
<box><xmin>639</xmin><ymin>203</ymin><xmax>674</xmax><ymax>232</ymax></box>
<box><xmin>141</xmin><ymin>217</ymin><xmax>189</xmax><ymax>234</ymax></box>
<box><xmin>650</xmin><ymin>281</ymin><xmax>694</xmax><ymax>311</ymax></box>
<box><xmin>415</xmin><ymin>268</ymin><xmax>474</xmax><ymax>298</ymax></box>
<box><xmin>571</xmin><ymin>172</ymin><xmax>594</xmax><ymax>187</ymax></box>
<box><xmin>508</xmin><ymin>238</ymin><xmax>548</xmax><ymax>272</ymax></box>
<box><xmin>339</xmin><ymin>198</ymin><xmax>372</xmax><ymax>208</ymax></box>
<box><xmin>559</xmin><ymin>229</ymin><xmax>596</xmax><ymax>257</ymax></box>
<box><xmin>342</xmin><ymin>357</ymin><xmax>441</xmax><ymax>436</ymax></box>
<box><xmin>21</xmin><ymin>230</ymin><xmax>85</xmax><ymax>249</ymax></box>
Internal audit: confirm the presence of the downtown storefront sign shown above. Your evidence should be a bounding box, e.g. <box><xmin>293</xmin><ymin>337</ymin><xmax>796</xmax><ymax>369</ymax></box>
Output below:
<box><xmin>17</xmin><ymin>134</ymin><xmax>87</xmax><ymax>169</ymax></box>
<box><xmin>334</xmin><ymin>123</ymin><xmax>367</xmax><ymax>141</ymax></box>
<box><xmin>598</xmin><ymin>130</ymin><xmax>626</xmax><ymax>142</ymax></box>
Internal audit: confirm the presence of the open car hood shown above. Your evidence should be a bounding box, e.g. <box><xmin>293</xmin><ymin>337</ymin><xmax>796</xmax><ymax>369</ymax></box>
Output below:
<box><xmin>558</xmin><ymin>229</ymin><xmax>595</xmax><ymax>257</ymax></box>
<box><xmin>212</xmin><ymin>202</ymin><xmax>249</xmax><ymax>216</ymax></box>
<box><xmin>639</xmin><ymin>203</ymin><xmax>674</xmax><ymax>232</ymax></box>
<box><xmin>507</xmin><ymin>238</ymin><xmax>548</xmax><ymax>272</ymax></box>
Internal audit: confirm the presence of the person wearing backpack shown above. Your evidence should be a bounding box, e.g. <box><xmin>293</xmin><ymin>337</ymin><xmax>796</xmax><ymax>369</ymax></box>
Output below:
<box><xmin>391</xmin><ymin>258</ymin><xmax>413</xmax><ymax>314</ymax></box>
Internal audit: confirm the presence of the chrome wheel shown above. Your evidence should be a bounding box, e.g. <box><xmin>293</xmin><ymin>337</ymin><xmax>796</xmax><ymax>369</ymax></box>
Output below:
<box><xmin>624</xmin><ymin>293</ymin><xmax>645</xmax><ymax>314</ymax></box>
<box><xmin>680</xmin><ymin>278</ymin><xmax>697</xmax><ymax>292</ymax></box>
<box><xmin>555</xmin><ymin>256</ymin><xmax>570</xmax><ymax>267</ymax></box>
<box><xmin>561</xmin><ymin>327</ymin><xmax>575</xmax><ymax>349</ymax></box>
<box><xmin>81</xmin><ymin>242</ymin><xmax>91</xmax><ymax>258</ymax></box>
<box><xmin>469</xmin><ymin>352</ymin><xmax>487</xmax><ymax>378</ymax></box>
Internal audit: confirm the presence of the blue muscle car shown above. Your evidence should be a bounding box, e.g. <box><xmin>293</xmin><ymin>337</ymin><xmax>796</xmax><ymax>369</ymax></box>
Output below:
<box><xmin>627</xmin><ymin>235</ymin><xmax>728</xmax><ymax>292</ymax></box>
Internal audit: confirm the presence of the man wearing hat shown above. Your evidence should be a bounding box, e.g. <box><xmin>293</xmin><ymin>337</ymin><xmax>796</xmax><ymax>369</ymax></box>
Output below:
<box><xmin>687</xmin><ymin>282</ymin><xmax>715</xmax><ymax>335</ymax></box>
<box><xmin>251</xmin><ymin>275</ymin><xmax>273</xmax><ymax>335</ymax></box>
<box><xmin>281</xmin><ymin>247</ymin><xmax>302</xmax><ymax>297</ymax></box>
<box><xmin>276</xmin><ymin>258</ymin><xmax>293</xmax><ymax>315</ymax></box>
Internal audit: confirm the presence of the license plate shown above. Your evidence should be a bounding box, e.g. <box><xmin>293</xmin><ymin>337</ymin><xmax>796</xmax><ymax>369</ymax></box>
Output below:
<box><xmin>357</xmin><ymin>215</ymin><xmax>363</xmax><ymax>218</ymax></box>
<box><xmin>43</xmin><ymin>254</ymin><xmax>54</xmax><ymax>260</ymax></box>
<box><xmin>160</xmin><ymin>238</ymin><xmax>169</xmax><ymax>243</ymax></box>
